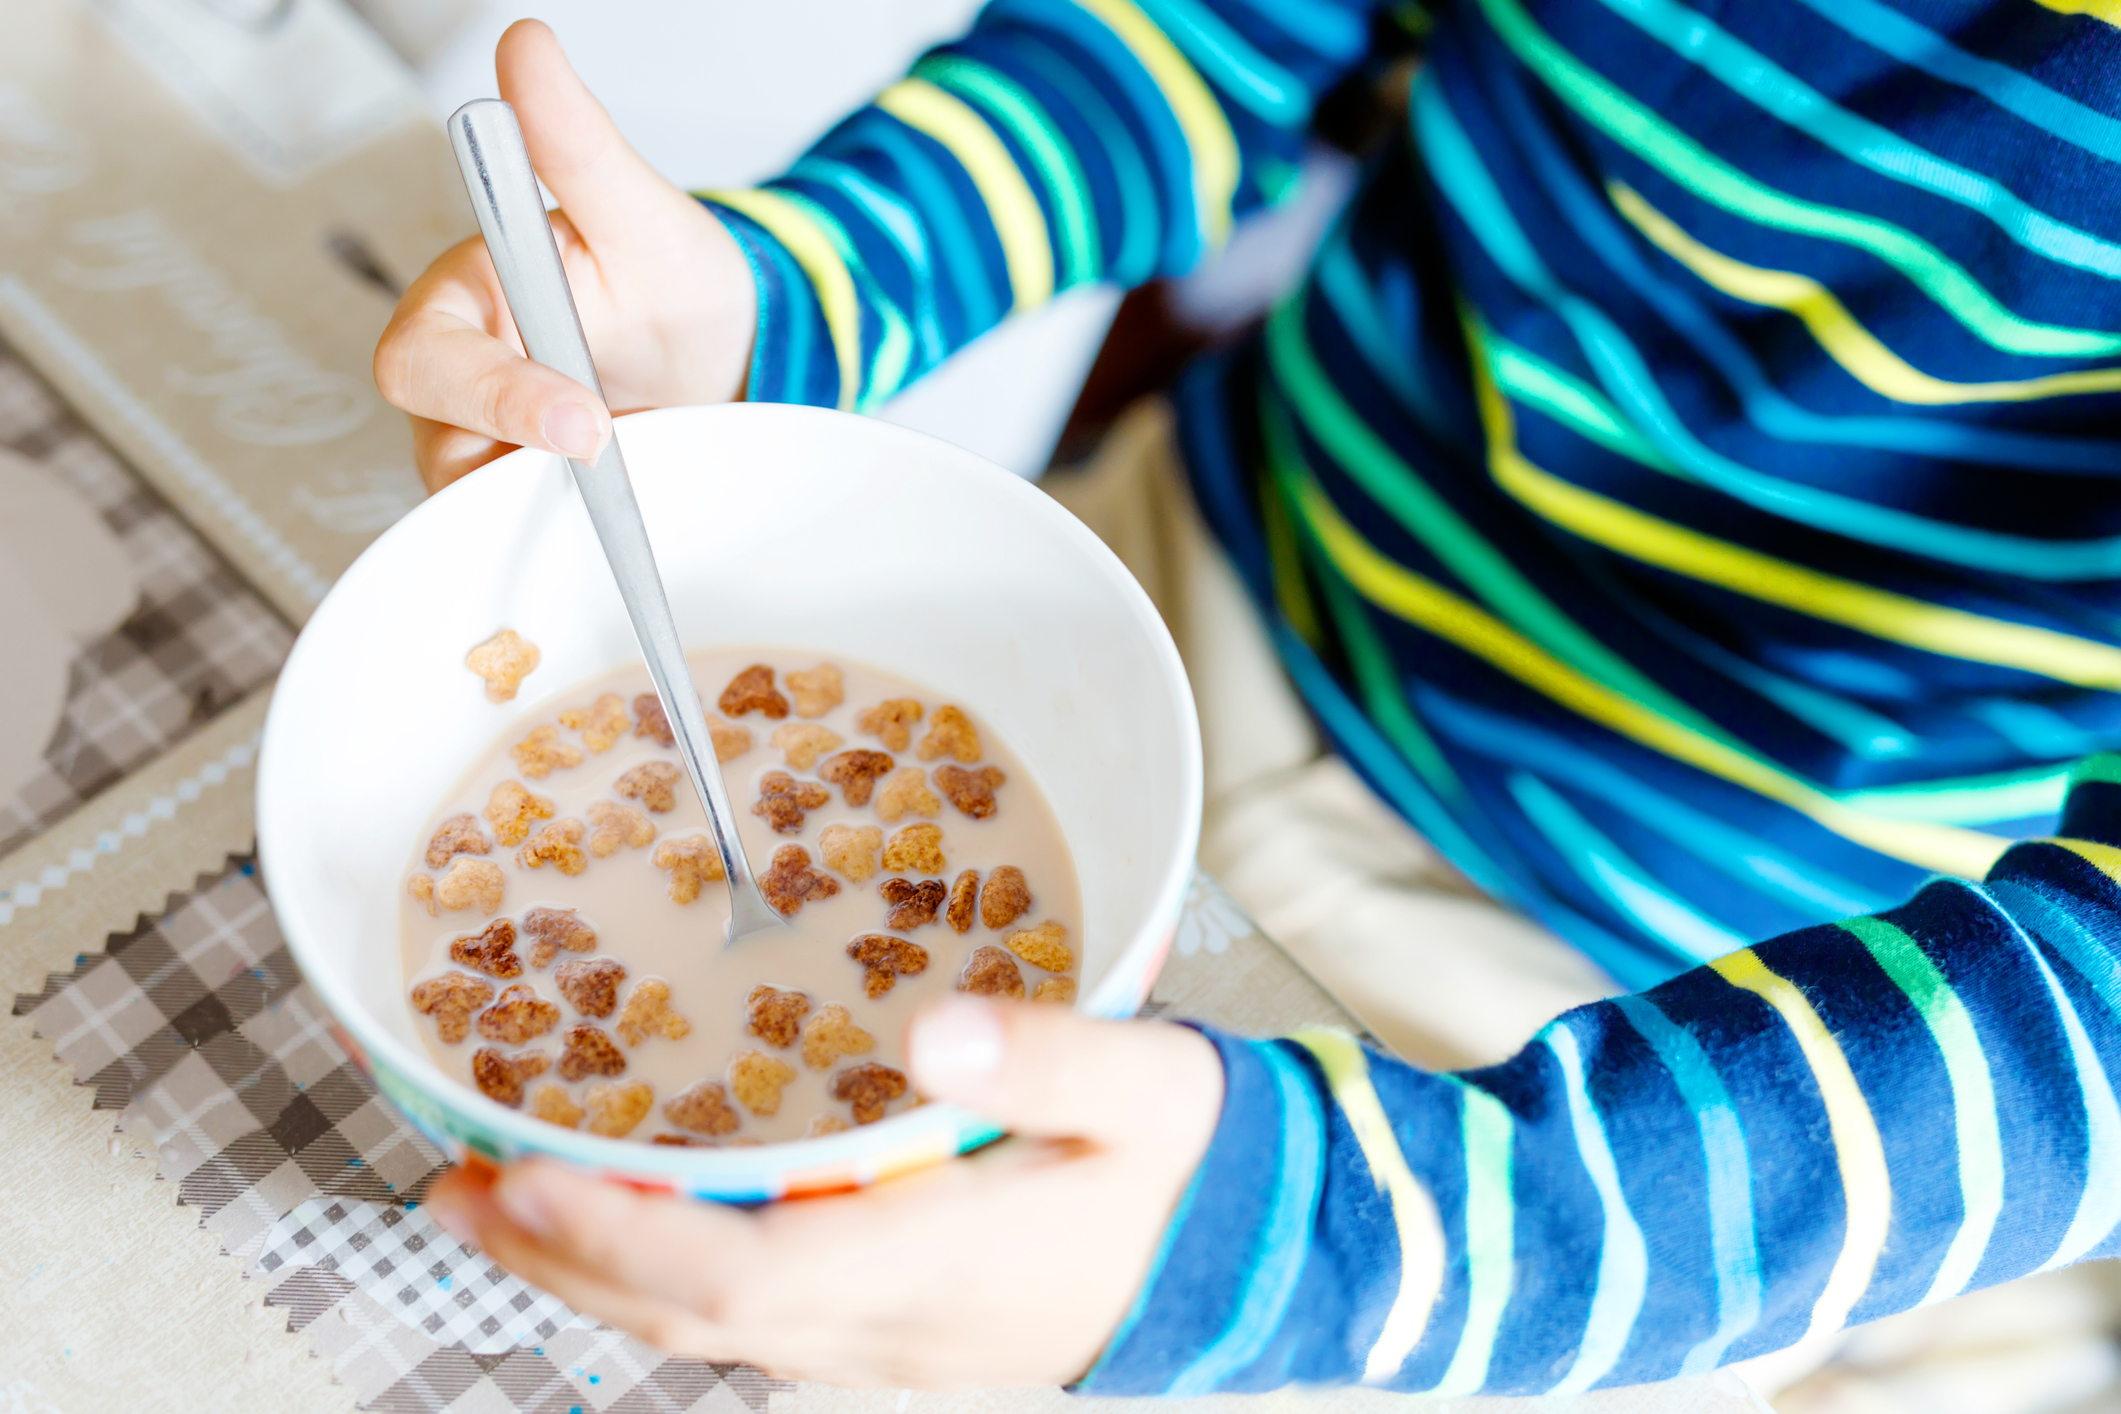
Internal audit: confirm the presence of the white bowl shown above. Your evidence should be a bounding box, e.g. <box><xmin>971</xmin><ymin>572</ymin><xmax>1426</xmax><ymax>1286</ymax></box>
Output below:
<box><xmin>257</xmin><ymin>403</ymin><xmax>1202</xmax><ymax>1200</ymax></box>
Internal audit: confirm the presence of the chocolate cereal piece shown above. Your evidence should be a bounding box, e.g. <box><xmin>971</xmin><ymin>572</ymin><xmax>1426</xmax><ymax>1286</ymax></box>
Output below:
<box><xmin>531</xmin><ymin>1084</ymin><xmax>584</xmax><ymax>1129</ymax></box>
<box><xmin>880</xmin><ymin>877</ymin><xmax>947</xmax><ymax>931</ymax></box>
<box><xmin>729</xmin><ymin>1050</ymin><xmax>798</xmax><ymax>1116</ymax></box>
<box><xmin>772</xmin><ymin>722</ymin><xmax>843</xmax><ymax>771</ymax></box>
<box><xmin>449</xmin><ymin>919</ymin><xmax>521</xmax><ymax>978</ymax></box>
<box><xmin>857</xmin><ymin>698</ymin><xmax>923</xmax><ymax>751</ymax></box>
<box><xmin>818</xmin><ymin>824</ymin><xmax>883</xmax><ymax>884</ymax></box>
<box><xmin>652</xmin><ymin>835</ymin><xmax>726</xmax><ymax>904</ymax></box>
<box><xmin>946</xmin><ymin>870</ymin><xmax>979</xmax><ymax>933</ymax></box>
<box><xmin>615</xmin><ymin>760</ymin><xmax>682</xmax><ymax>813</ymax></box>
<box><xmin>664</xmin><ymin>1080</ymin><xmax>741</xmax><ymax>1136</ymax></box>
<box><xmin>477</xmin><ymin>984</ymin><xmax>561</xmax><ymax>1044</ymax></box>
<box><xmin>435</xmin><ymin>858</ymin><xmax>506</xmax><ymax>914</ymax></box>
<box><xmin>466</xmin><ymin>630</ymin><xmax>538</xmax><ymax>702</ymax></box>
<box><xmin>633</xmin><ymin>693</ymin><xmax>675</xmax><ymax>747</ymax></box>
<box><xmin>554</xmin><ymin>957</ymin><xmax>626</xmax><ymax>1018</ymax></box>
<box><xmin>517</xmin><ymin>818</ymin><xmax>589</xmax><ymax>875</ymax></box>
<box><xmin>1034</xmin><ymin>977</ymin><xmax>1078</xmax><ymax>1005</ymax></box>
<box><xmin>587</xmin><ymin>800</ymin><xmax>656</xmax><ymax>857</ymax></box>
<box><xmin>522</xmin><ymin>907</ymin><xmax>596</xmax><ymax>968</ymax></box>
<box><xmin>958</xmin><ymin>946</ymin><xmax>1024</xmax><ymax>999</ymax></box>
<box><xmin>917</xmin><ymin>705</ymin><xmax>982</xmax><ymax>763</ymax></box>
<box><xmin>807</xmin><ymin>1114</ymin><xmax>851</xmax><ymax>1137</ymax></box>
<box><xmin>875</xmin><ymin>768</ymin><xmax>940</xmax><ymax>823</ymax></box>
<box><xmin>1006</xmin><ymin>920</ymin><xmax>1074</xmax><ymax>974</ymax></box>
<box><xmin>616</xmin><ymin>978</ymin><xmax>691</xmax><ymax>1046</ymax></box>
<box><xmin>801</xmin><ymin>1004</ymin><xmax>874</xmax><ymax>1070</ymax></box>
<box><xmin>511</xmin><ymin>724</ymin><xmax>584</xmax><ymax>779</ymax></box>
<box><xmin>981</xmin><ymin>866</ymin><xmax>1033</xmax><ymax>930</ymax></box>
<box><xmin>760</xmin><ymin>846</ymin><xmax>839</xmax><ymax>915</ymax></box>
<box><xmin>424</xmin><ymin>814</ymin><xmax>490</xmax><ymax>870</ymax></box>
<box><xmin>818</xmin><ymin>749</ymin><xmax>894</xmax><ymax>807</ymax></box>
<box><xmin>559</xmin><ymin>693</ymin><xmax>630</xmax><ymax>752</ymax></box>
<box><xmin>786</xmin><ymin>664</ymin><xmax>844</xmax><ymax>718</ymax></box>
<box><xmin>882</xmin><ymin>823</ymin><xmax>945</xmax><ymax>875</ymax></box>
<box><xmin>471</xmin><ymin>1046</ymin><xmax>549</xmax><ymax>1107</ymax></box>
<box><xmin>745</xmin><ymin>985</ymin><xmax>811</xmax><ymax>1048</ymax></box>
<box><xmin>752</xmin><ymin>771</ymin><xmax>830</xmax><ymax>834</ymax></box>
<box><xmin>831</xmin><ymin>1063</ymin><xmax>908</xmax><ymax>1125</ymax></box>
<box><xmin>558</xmin><ymin>1023</ymin><xmax>625</xmax><ymax>1081</ymax></box>
<box><xmin>484</xmin><ymin>780</ymin><xmax>553</xmax><ymax>846</ymax></box>
<box><xmin>585</xmin><ymin>1080</ymin><xmax>655</xmax><ymax>1138</ymax></box>
<box><xmin>719</xmin><ymin>664</ymin><xmax>788</xmax><ymax>719</ymax></box>
<box><xmin>410</xmin><ymin>972</ymin><xmax>493</xmax><ymax>1044</ymax></box>
<box><xmin>935</xmin><ymin>765</ymin><xmax>1005</xmax><ymax>820</ymax></box>
<box><xmin>847</xmin><ymin>934</ymin><xmax>930</xmax><ymax>999</ymax></box>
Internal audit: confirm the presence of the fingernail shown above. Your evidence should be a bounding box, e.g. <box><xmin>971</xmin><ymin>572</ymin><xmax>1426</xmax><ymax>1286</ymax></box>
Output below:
<box><xmin>427</xmin><ymin>1194</ymin><xmax>475</xmax><ymax>1245</ymax></box>
<box><xmin>543</xmin><ymin>402</ymin><xmax>603</xmax><ymax>461</ymax></box>
<box><xmin>910</xmin><ymin>998</ymin><xmax>1005</xmax><ymax>1088</ymax></box>
<box><xmin>495</xmin><ymin>1170</ymin><xmax>555</xmax><ymax>1238</ymax></box>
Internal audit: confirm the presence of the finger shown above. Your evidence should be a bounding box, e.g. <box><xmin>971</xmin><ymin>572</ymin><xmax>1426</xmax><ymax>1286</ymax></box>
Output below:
<box><xmin>411</xmin><ymin>416</ymin><xmax>508</xmax><ymax>494</ymax></box>
<box><xmin>375</xmin><ymin>294</ymin><xmax>609</xmax><ymax>463</ymax></box>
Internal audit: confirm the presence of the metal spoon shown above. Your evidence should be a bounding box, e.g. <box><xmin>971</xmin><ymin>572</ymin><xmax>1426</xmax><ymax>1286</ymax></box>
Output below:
<box><xmin>447</xmin><ymin>97</ymin><xmax>785</xmax><ymax>947</ymax></box>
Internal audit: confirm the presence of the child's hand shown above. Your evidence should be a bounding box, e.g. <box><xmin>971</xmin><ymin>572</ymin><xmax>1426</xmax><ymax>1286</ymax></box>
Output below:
<box><xmin>373</xmin><ymin>20</ymin><xmax>757</xmax><ymax>493</ymax></box>
<box><xmin>424</xmin><ymin>998</ymin><xmax>1223</xmax><ymax>1387</ymax></box>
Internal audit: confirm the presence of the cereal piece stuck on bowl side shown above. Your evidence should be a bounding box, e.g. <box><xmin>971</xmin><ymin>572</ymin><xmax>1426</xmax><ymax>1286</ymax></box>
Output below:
<box><xmin>752</xmin><ymin>771</ymin><xmax>830</xmax><ymax>834</ymax></box>
<box><xmin>917</xmin><ymin>705</ymin><xmax>982</xmax><ymax>763</ymax></box>
<box><xmin>831</xmin><ymin>1063</ymin><xmax>908</xmax><ymax>1125</ymax></box>
<box><xmin>935</xmin><ymin>765</ymin><xmax>1005</xmax><ymax>821</ymax></box>
<box><xmin>471</xmin><ymin>1046</ymin><xmax>549</xmax><ymax>1107</ymax></box>
<box><xmin>587</xmin><ymin>801</ymin><xmax>656</xmax><ymax>857</ymax></box>
<box><xmin>807</xmin><ymin>1114</ymin><xmax>851</xmax><ymax>1138</ymax></box>
<box><xmin>946</xmin><ymin>870</ymin><xmax>979</xmax><ymax>933</ymax></box>
<box><xmin>981</xmin><ymin>866</ymin><xmax>1032</xmax><ymax>930</ymax></box>
<box><xmin>958</xmin><ymin>946</ymin><xmax>1024</xmax><ymax>999</ymax></box>
<box><xmin>818</xmin><ymin>824</ymin><xmax>883</xmax><ymax>884</ymax></box>
<box><xmin>531</xmin><ymin>1084</ymin><xmax>584</xmax><ymax>1129</ymax></box>
<box><xmin>651</xmin><ymin>835</ymin><xmax>726</xmax><ymax>904</ymax></box>
<box><xmin>729</xmin><ymin>1050</ymin><xmax>798</xmax><ymax>1116</ymax></box>
<box><xmin>559</xmin><ymin>693</ymin><xmax>630</xmax><ymax>752</ymax></box>
<box><xmin>857</xmin><ymin>699</ymin><xmax>923</xmax><ymax>752</ymax></box>
<box><xmin>558</xmin><ymin>1023</ymin><xmax>626</xmax><ymax>1081</ymax></box>
<box><xmin>801</xmin><ymin>1004</ymin><xmax>874</xmax><ymax>1070</ymax></box>
<box><xmin>847</xmin><ymin>934</ymin><xmax>929</xmax><ymax>999</ymax></box>
<box><xmin>818</xmin><ymin>749</ymin><xmax>894</xmax><ymax>807</ymax></box>
<box><xmin>786</xmin><ymin>664</ymin><xmax>844</xmax><ymax>718</ymax></box>
<box><xmin>424</xmin><ymin>814</ymin><xmax>490</xmax><ymax>870</ymax></box>
<box><xmin>517</xmin><ymin>819</ymin><xmax>589</xmax><ymax>875</ymax></box>
<box><xmin>875</xmin><ymin>768</ymin><xmax>939</xmax><ymax>823</ymax></box>
<box><xmin>522</xmin><ymin>907</ymin><xmax>595</xmax><ymax>968</ymax></box>
<box><xmin>719</xmin><ymin>664</ymin><xmax>788</xmax><ymax>719</ymax></box>
<box><xmin>615</xmin><ymin>761</ymin><xmax>681</xmax><ymax>813</ymax></box>
<box><xmin>632</xmin><ymin>693</ymin><xmax>675</xmax><ymax>747</ymax></box>
<box><xmin>616</xmin><ymin>978</ymin><xmax>691</xmax><ymax>1046</ymax></box>
<box><xmin>760</xmin><ymin>846</ymin><xmax>839</xmax><ymax>915</ymax></box>
<box><xmin>484</xmin><ymin>780</ymin><xmax>553</xmax><ymax>846</ymax></box>
<box><xmin>511</xmin><ymin>724</ymin><xmax>584</xmax><ymax>779</ymax></box>
<box><xmin>880</xmin><ymin>877</ymin><xmax>947</xmax><ymax>931</ymax></box>
<box><xmin>1006</xmin><ymin>920</ymin><xmax>1074</xmax><ymax>974</ymax></box>
<box><xmin>477</xmin><ymin>984</ymin><xmax>561</xmax><ymax>1044</ymax></box>
<box><xmin>745</xmin><ymin>985</ymin><xmax>811</xmax><ymax>1048</ymax></box>
<box><xmin>410</xmin><ymin>972</ymin><xmax>494</xmax><ymax>1044</ymax></box>
<box><xmin>408</xmin><ymin>874</ymin><xmax>435</xmax><ymax>915</ymax></box>
<box><xmin>466</xmin><ymin>630</ymin><xmax>538</xmax><ymax>703</ymax></box>
<box><xmin>435</xmin><ymin>858</ymin><xmax>506</xmax><ymax>915</ymax></box>
<box><xmin>664</xmin><ymin>1080</ymin><xmax>741</xmax><ymax>1136</ymax></box>
<box><xmin>771</xmin><ymin>722</ymin><xmax>843</xmax><ymax>771</ymax></box>
<box><xmin>882</xmin><ymin>823</ymin><xmax>945</xmax><ymax>875</ymax></box>
<box><xmin>585</xmin><ymin>1080</ymin><xmax>655</xmax><ymax>1138</ymax></box>
<box><xmin>1034</xmin><ymin>977</ymin><xmax>1078</xmax><ymax>1005</ymax></box>
<box><xmin>449</xmin><ymin>919</ymin><xmax>522</xmax><ymax>978</ymax></box>
<box><xmin>554</xmin><ymin>957</ymin><xmax>626</xmax><ymax>1018</ymax></box>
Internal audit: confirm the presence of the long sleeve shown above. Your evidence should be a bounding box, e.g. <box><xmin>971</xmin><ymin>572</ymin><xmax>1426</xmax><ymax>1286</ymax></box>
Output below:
<box><xmin>1082</xmin><ymin>755</ymin><xmax>2121</xmax><ymax>1395</ymax></box>
<box><xmin>697</xmin><ymin>0</ymin><xmax>1392</xmax><ymax>412</ymax></box>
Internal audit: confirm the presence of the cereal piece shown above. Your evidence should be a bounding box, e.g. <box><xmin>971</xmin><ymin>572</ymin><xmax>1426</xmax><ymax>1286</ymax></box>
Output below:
<box><xmin>980</xmin><ymin>866</ymin><xmax>1032</xmax><ymax>930</ymax></box>
<box><xmin>945</xmin><ymin>870</ymin><xmax>980</xmax><ymax>933</ymax></box>
<box><xmin>558</xmin><ymin>1023</ymin><xmax>626</xmax><ymax>1081</ymax></box>
<box><xmin>729</xmin><ymin>1050</ymin><xmax>798</xmax><ymax>1116</ymax></box>
<box><xmin>449</xmin><ymin>919</ymin><xmax>522</xmax><ymax>978</ymax></box>
<box><xmin>615</xmin><ymin>761</ymin><xmax>682</xmax><ymax>813</ymax></box>
<box><xmin>935</xmin><ymin>765</ymin><xmax>1005</xmax><ymax>821</ymax></box>
<box><xmin>818</xmin><ymin>750</ymin><xmax>894</xmax><ymax>807</ymax></box>
<box><xmin>408</xmin><ymin>874</ymin><xmax>436</xmax><ymax>916</ymax></box>
<box><xmin>477</xmin><ymin>984</ymin><xmax>561</xmax><ymax>1044</ymax></box>
<box><xmin>882</xmin><ymin>823</ymin><xmax>945</xmax><ymax>875</ymax></box>
<box><xmin>1006</xmin><ymin>920</ymin><xmax>1074</xmax><ymax>974</ymax></box>
<box><xmin>522</xmin><ymin>907</ymin><xmax>596</xmax><ymax>968</ymax></box>
<box><xmin>559</xmin><ymin>693</ymin><xmax>630</xmax><ymax>752</ymax></box>
<box><xmin>585</xmin><ymin>1080</ymin><xmax>655</xmax><ymax>1138</ymax></box>
<box><xmin>857</xmin><ymin>699</ymin><xmax>924</xmax><ymax>752</ymax></box>
<box><xmin>664</xmin><ymin>1080</ymin><xmax>741</xmax><ymax>1136</ymax></box>
<box><xmin>831</xmin><ymin>1063</ymin><xmax>908</xmax><ymax>1125</ymax></box>
<box><xmin>587</xmin><ymin>800</ymin><xmax>656</xmax><ymax>857</ymax></box>
<box><xmin>807</xmin><ymin>1114</ymin><xmax>851</xmax><ymax>1138</ymax></box>
<box><xmin>917</xmin><ymin>705</ymin><xmax>982</xmax><ymax>763</ymax></box>
<box><xmin>616</xmin><ymin>978</ymin><xmax>691</xmax><ymax>1046</ymax></box>
<box><xmin>875</xmin><ymin>768</ymin><xmax>940</xmax><ymax>823</ymax></box>
<box><xmin>801</xmin><ymin>1004</ymin><xmax>875</xmax><ymax>1070</ymax></box>
<box><xmin>745</xmin><ymin>985</ymin><xmax>811</xmax><ymax>1048</ymax></box>
<box><xmin>958</xmin><ymin>946</ymin><xmax>1024</xmax><ymax>999</ymax></box>
<box><xmin>759</xmin><ymin>846</ymin><xmax>839</xmax><ymax>915</ymax></box>
<box><xmin>435</xmin><ymin>858</ymin><xmax>506</xmax><ymax>914</ymax></box>
<box><xmin>846</xmin><ymin>934</ymin><xmax>930</xmax><ymax>998</ymax></box>
<box><xmin>651</xmin><ymin>835</ymin><xmax>727</xmax><ymax>904</ymax></box>
<box><xmin>752</xmin><ymin>771</ymin><xmax>830</xmax><ymax>834</ymax></box>
<box><xmin>1033</xmin><ymin>977</ymin><xmax>1078</xmax><ymax>1005</ymax></box>
<box><xmin>633</xmin><ymin>693</ymin><xmax>675</xmax><ymax>747</ymax></box>
<box><xmin>466</xmin><ymin>630</ymin><xmax>538</xmax><ymax>702</ymax></box>
<box><xmin>786</xmin><ymin>664</ymin><xmax>845</xmax><ymax>718</ymax></box>
<box><xmin>818</xmin><ymin>824</ymin><xmax>883</xmax><ymax>884</ymax></box>
<box><xmin>517</xmin><ymin>818</ymin><xmax>589</xmax><ymax>875</ymax></box>
<box><xmin>410</xmin><ymin>972</ymin><xmax>494</xmax><ymax>1044</ymax></box>
<box><xmin>771</xmin><ymin>722</ymin><xmax>844</xmax><ymax>771</ymax></box>
<box><xmin>531</xmin><ymin>1084</ymin><xmax>584</xmax><ymax>1129</ymax></box>
<box><xmin>471</xmin><ymin>1046</ymin><xmax>549</xmax><ymax>1107</ymax></box>
<box><xmin>484</xmin><ymin>780</ymin><xmax>554</xmax><ymax>846</ymax></box>
<box><xmin>511</xmin><ymin>724</ymin><xmax>584</xmax><ymax>779</ymax></box>
<box><xmin>424</xmin><ymin>814</ymin><xmax>490</xmax><ymax>870</ymax></box>
<box><xmin>554</xmin><ymin>957</ymin><xmax>626</xmax><ymax>1018</ymax></box>
<box><xmin>711</xmin><ymin>719</ymin><xmax>753</xmax><ymax>762</ymax></box>
<box><xmin>880</xmin><ymin>877</ymin><xmax>947</xmax><ymax>931</ymax></box>
<box><xmin>719</xmin><ymin>664</ymin><xmax>788</xmax><ymax>719</ymax></box>
<box><xmin>652</xmin><ymin>1133</ymin><xmax>712</xmax><ymax>1147</ymax></box>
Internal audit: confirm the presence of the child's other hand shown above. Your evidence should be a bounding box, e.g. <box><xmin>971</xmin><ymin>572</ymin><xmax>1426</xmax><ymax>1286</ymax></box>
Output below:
<box><xmin>373</xmin><ymin>20</ymin><xmax>756</xmax><ymax>493</ymax></box>
<box><xmin>425</xmin><ymin>998</ymin><xmax>1222</xmax><ymax>1387</ymax></box>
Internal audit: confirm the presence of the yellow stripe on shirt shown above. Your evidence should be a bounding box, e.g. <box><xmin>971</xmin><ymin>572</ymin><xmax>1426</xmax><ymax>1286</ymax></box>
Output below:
<box><xmin>705</xmin><ymin>186</ymin><xmax>862</xmax><ymax>412</ymax></box>
<box><xmin>2029</xmin><ymin>0</ymin><xmax>2121</xmax><ymax>27</ymax></box>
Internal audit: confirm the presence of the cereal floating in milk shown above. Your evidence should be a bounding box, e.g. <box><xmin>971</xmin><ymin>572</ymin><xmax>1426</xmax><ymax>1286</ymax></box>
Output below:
<box><xmin>633</xmin><ymin>693</ymin><xmax>675</xmax><ymax>747</ymax></box>
<box><xmin>651</xmin><ymin>835</ymin><xmax>726</xmax><ymax>904</ymax></box>
<box><xmin>936</xmin><ymin>765</ymin><xmax>1005</xmax><ymax>821</ymax></box>
<box><xmin>411</xmin><ymin>972</ymin><xmax>493</xmax><ymax>1043</ymax></box>
<box><xmin>587</xmin><ymin>801</ymin><xmax>656</xmax><ymax>857</ymax></box>
<box><xmin>517</xmin><ymin>818</ymin><xmax>589</xmax><ymax>875</ymax></box>
<box><xmin>408</xmin><ymin>874</ymin><xmax>436</xmax><ymax>915</ymax></box>
<box><xmin>882</xmin><ymin>823</ymin><xmax>945</xmax><ymax>875</ymax></box>
<box><xmin>847</xmin><ymin>934</ymin><xmax>929</xmax><ymax>998</ymax></box>
<box><xmin>1034</xmin><ymin>977</ymin><xmax>1077</xmax><ymax>1005</ymax></box>
<box><xmin>980</xmin><ymin>867</ymin><xmax>1031</xmax><ymax>930</ymax></box>
<box><xmin>710</xmin><ymin>719</ymin><xmax>753</xmax><ymax>762</ymax></box>
<box><xmin>512</xmin><ymin>724</ymin><xmax>584</xmax><ymax>779</ymax></box>
<box><xmin>664</xmin><ymin>1080</ymin><xmax>740</xmax><ymax>1136</ymax></box>
<box><xmin>485</xmin><ymin>780</ymin><xmax>554</xmax><ymax>845</ymax></box>
<box><xmin>958</xmin><ymin>946</ymin><xmax>1023</xmax><ymax>999</ymax></box>
<box><xmin>786</xmin><ymin>664</ymin><xmax>844</xmax><ymax>718</ymax></box>
<box><xmin>1006</xmin><ymin>920</ymin><xmax>1073</xmax><ymax>975</ymax></box>
<box><xmin>752</xmin><ymin>772</ymin><xmax>830</xmax><ymax>833</ymax></box>
<box><xmin>729</xmin><ymin>1050</ymin><xmax>797</xmax><ymax>1116</ymax></box>
<box><xmin>857</xmin><ymin>698</ymin><xmax>923</xmax><ymax>752</ymax></box>
<box><xmin>800</xmin><ymin>1004</ymin><xmax>874</xmax><ymax>1070</ymax></box>
<box><xmin>771</xmin><ymin>723</ymin><xmax>843</xmax><ymax>771</ymax></box>
<box><xmin>759</xmin><ymin>846</ymin><xmax>838</xmax><ymax>914</ymax></box>
<box><xmin>558</xmin><ymin>1023</ymin><xmax>625</xmax><ymax>1081</ymax></box>
<box><xmin>875</xmin><ymin>768</ymin><xmax>939</xmax><ymax>822</ymax></box>
<box><xmin>425</xmin><ymin>814</ymin><xmax>490</xmax><ymax>870</ymax></box>
<box><xmin>585</xmin><ymin>1080</ymin><xmax>655</xmax><ymax>1138</ymax></box>
<box><xmin>523</xmin><ymin>907</ymin><xmax>595</xmax><ymax>967</ymax></box>
<box><xmin>880</xmin><ymin>878</ymin><xmax>946</xmax><ymax>931</ymax></box>
<box><xmin>719</xmin><ymin>665</ymin><xmax>788</xmax><ymax>719</ymax></box>
<box><xmin>532</xmin><ymin>1084</ymin><xmax>585</xmax><ymax>1129</ymax></box>
<box><xmin>807</xmin><ymin>1115</ymin><xmax>851</xmax><ymax>1137</ymax></box>
<box><xmin>435</xmin><ymin>858</ymin><xmax>506</xmax><ymax>914</ymax></box>
<box><xmin>466</xmin><ymin>630</ymin><xmax>539</xmax><ymax>702</ymax></box>
<box><xmin>616</xmin><ymin>978</ymin><xmax>691</xmax><ymax>1046</ymax></box>
<box><xmin>818</xmin><ymin>749</ymin><xmax>893</xmax><ymax>806</ymax></box>
<box><xmin>449</xmin><ymin>919</ymin><xmax>522</xmax><ymax>978</ymax></box>
<box><xmin>917</xmin><ymin>705</ymin><xmax>982</xmax><ymax>763</ymax></box>
<box><xmin>478</xmin><ymin>984</ymin><xmax>561</xmax><ymax>1044</ymax></box>
<box><xmin>472</xmin><ymin>1046</ymin><xmax>549</xmax><ymax>1106</ymax></box>
<box><xmin>555</xmin><ymin>957</ymin><xmax>626</xmax><ymax>1018</ymax></box>
<box><xmin>559</xmin><ymin>693</ymin><xmax>630</xmax><ymax>752</ymax></box>
<box><xmin>746</xmin><ymin>986</ymin><xmax>810</xmax><ymax>1048</ymax></box>
<box><xmin>615</xmin><ymin>761</ymin><xmax>681</xmax><ymax>813</ymax></box>
<box><xmin>946</xmin><ymin>871</ymin><xmax>979</xmax><ymax>933</ymax></box>
<box><xmin>831</xmin><ymin>1063</ymin><xmax>907</xmax><ymax>1125</ymax></box>
<box><xmin>818</xmin><ymin>823</ymin><xmax>883</xmax><ymax>883</ymax></box>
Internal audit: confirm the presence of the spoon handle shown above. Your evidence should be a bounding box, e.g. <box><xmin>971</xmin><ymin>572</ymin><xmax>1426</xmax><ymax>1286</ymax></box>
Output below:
<box><xmin>446</xmin><ymin>98</ymin><xmax>783</xmax><ymax>946</ymax></box>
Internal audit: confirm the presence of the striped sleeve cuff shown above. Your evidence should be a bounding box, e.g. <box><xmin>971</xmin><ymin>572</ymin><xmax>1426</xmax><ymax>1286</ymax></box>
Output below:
<box><xmin>696</xmin><ymin>197</ymin><xmax>843</xmax><ymax>410</ymax></box>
